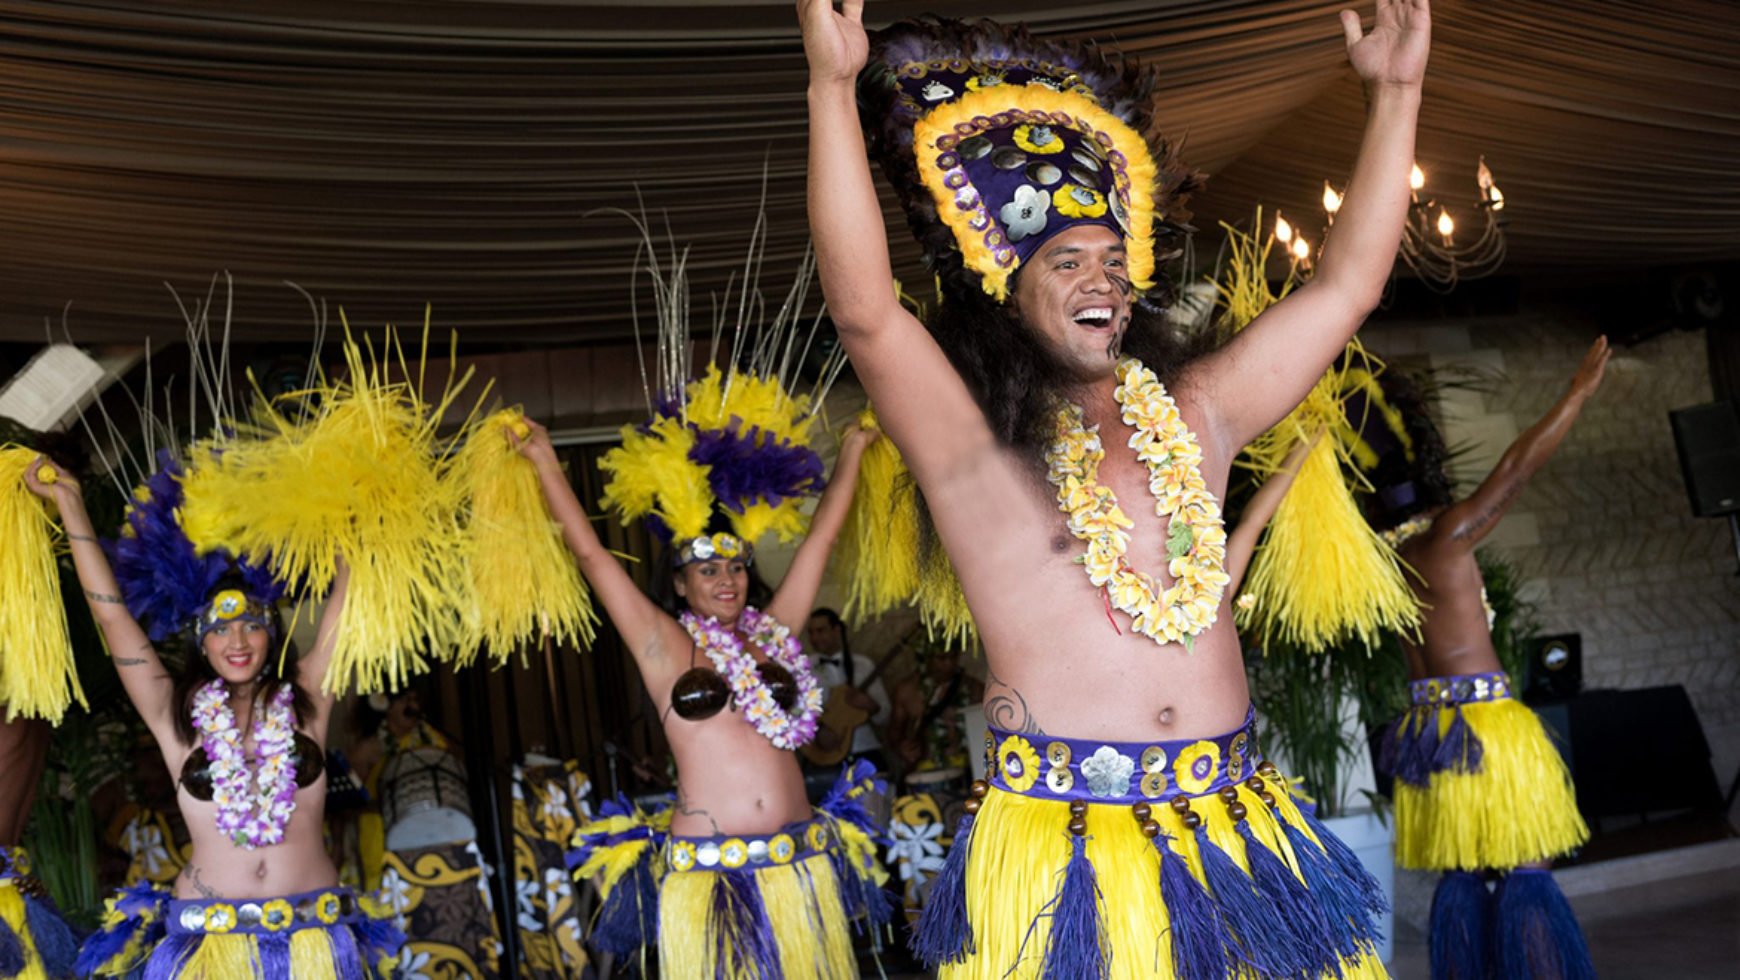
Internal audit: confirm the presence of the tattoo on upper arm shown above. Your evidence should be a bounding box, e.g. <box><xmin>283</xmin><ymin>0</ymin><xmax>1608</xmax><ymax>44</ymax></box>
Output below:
<box><xmin>115</xmin><ymin>657</ymin><xmax>147</xmax><ymax>667</ymax></box>
<box><xmin>983</xmin><ymin>666</ymin><xmax>1043</xmax><ymax>735</ymax></box>
<box><xmin>1451</xmin><ymin>482</ymin><xmax>1525</xmax><ymax>542</ymax></box>
<box><xmin>68</xmin><ymin>533</ymin><xmax>97</xmax><ymax>543</ymax></box>
<box><xmin>83</xmin><ymin>589</ymin><xmax>123</xmax><ymax>604</ymax></box>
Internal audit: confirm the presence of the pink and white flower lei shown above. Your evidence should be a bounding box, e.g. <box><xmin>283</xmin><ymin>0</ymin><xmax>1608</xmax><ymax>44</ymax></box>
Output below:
<box><xmin>190</xmin><ymin>679</ymin><xmax>299</xmax><ymax>850</ymax></box>
<box><xmin>680</xmin><ymin>606</ymin><xmax>823</xmax><ymax>750</ymax></box>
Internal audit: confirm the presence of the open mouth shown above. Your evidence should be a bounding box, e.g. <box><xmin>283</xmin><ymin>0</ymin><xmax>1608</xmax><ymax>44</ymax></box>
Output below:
<box><xmin>224</xmin><ymin>653</ymin><xmax>255</xmax><ymax>669</ymax></box>
<box><xmin>1072</xmin><ymin>307</ymin><xmax>1115</xmax><ymax>329</ymax></box>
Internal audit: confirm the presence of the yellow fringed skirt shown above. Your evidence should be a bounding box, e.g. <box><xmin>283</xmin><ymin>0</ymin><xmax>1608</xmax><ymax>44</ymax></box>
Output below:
<box><xmin>921</xmin><ymin>714</ymin><xmax>1392</xmax><ymax>980</ymax></box>
<box><xmin>1386</xmin><ymin>672</ymin><xmax>1589</xmax><ymax>872</ymax></box>
<box><xmin>659</xmin><ymin>848</ymin><xmax>858</xmax><ymax>980</ymax></box>
<box><xmin>1</xmin><ymin>846</ymin><xmax>77</xmax><ymax>980</ymax></box>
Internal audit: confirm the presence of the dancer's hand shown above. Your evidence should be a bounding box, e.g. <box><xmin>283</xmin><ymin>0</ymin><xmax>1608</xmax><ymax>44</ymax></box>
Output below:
<box><xmin>1341</xmin><ymin>0</ymin><xmax>1431</xmax><ymax>91</ymax></box>
<box><xmin>799</xmin><ymin>0</ymin><xmax>869</xmax><ymax>85</ymax></box>
<box><xmin>841</xmin><ymin>419</ymin><xmax>881</xmax><ymax>451</ymax></box>
<box><xmin>1569</xmin><ymin>335</ymin><xmax>1611</xmax><ymax>399</ymax></box>
<box><xmin>506</xmin><ymin>417</ymin><xmax>560</xmax><ymax>470</ymax></box>
<box><xmin>23</xmin><ymin>455</ymin><xmax>79</xmax><ymax>503</ymax></box>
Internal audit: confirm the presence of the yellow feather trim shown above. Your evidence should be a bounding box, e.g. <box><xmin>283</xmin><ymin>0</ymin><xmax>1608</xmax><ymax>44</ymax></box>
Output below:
<box><xmin>450</xmin><ymin>409</ymin><xmax>597</xmax><ymax>667</ymax></box>
<box><xmin>597</xmin><ymin>417</ymin><xmax>712</xmax><ymax>543</ymax></box>
<box><xmin>1217</xmin><ymin>215</ymin><xmax>1421</xmax><ymax>652</ymax></box>
<box><xmin>180</xmin><ymin>319</ymin><xmax>483</xmax><ymax>695</ymax></box>
<box><xmin>834</xmin><ymin>409</ymin><xmax>976</xmax><ymax>645</ymax></box>
<box><xmin>912</xmin><ymin>83</ymin><xmax>1159</xmax><ymax>301</ymax></box>
<box><xmin>0</xmin><ymin>446</ymin><xmax>84</xmax><ymax>723</ymax></box>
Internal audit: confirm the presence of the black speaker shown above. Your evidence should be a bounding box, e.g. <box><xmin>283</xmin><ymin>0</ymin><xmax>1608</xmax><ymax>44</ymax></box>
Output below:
<box><xmin>1523</xmin><ymin>632</ymin><xmax>1582</xmax><ymax>705</ymax></box>
<box><xmin>1669</xmin><ymin>400</ymin><xmax>1740</xmax><ymax>517</ymax></box>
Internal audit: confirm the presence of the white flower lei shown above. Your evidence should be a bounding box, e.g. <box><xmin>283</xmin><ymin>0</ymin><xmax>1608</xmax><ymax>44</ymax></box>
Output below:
<box><xmin>190</xmin><ymin>679</ymin><xmax>299</xmax><ymax>849</ymax></box>
<box><xmin>679</xmin><ymin>607</ymin><xmax>823</xmax><ymax>749</ymax></box>
<box><xmin>1045</xmin><ymin>357</ymin><xmax>1231</xmax><ymax>649</ymax></box>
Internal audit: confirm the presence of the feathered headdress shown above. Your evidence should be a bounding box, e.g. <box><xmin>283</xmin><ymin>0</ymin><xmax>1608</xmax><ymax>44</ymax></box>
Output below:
<box><xmin>596</xmin><ymin>209</ymin><xmax>844</xmax><ymax>563</ymax></box>
<box><xmin>108</xmin><ymin>450</ymin><xmax>284</xmax><ymax>643</ymax></box>
<box><xmin>858</xmin><ymin>17</ymin><xmax>1200</xmax><ymax>304</ymax></box>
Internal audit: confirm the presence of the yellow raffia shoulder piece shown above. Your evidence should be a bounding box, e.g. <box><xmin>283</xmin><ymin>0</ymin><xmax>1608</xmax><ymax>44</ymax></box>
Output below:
<box><xmin>597</xmin><ymin>416</ymin><xmax>712</xmax><ymax>543</ymax></box>
<box><xmin>450</xmin><ymin>408</ymin><xmax>597</xmax><ymax>667</ymax></box>
<box><xmin>180</xmin><ymin>319</ymin><xmax>482</xmax><ymax>695</ymax></box>
<box><xmin>1216</xmin><ymin>215</ymin><xmax>1421</xmax><ymax>652</ymax></box>
<box><xmin>0</xmin><ymin>446</ymin><xmax>84</xmax><ymax>723</ymax></box>
<box><xmin>834</xmin><ymin>408</ymin><xmax>975</xmax><ymax>645</ymax></box>
<box><xmin>912</xmin><ymin>83</ymin><xmax>1159</xmax><ymax>301</ymax></box>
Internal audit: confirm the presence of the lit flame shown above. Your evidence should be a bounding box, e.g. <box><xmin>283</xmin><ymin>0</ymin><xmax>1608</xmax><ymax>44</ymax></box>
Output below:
<box><xmin>1489</xmin><ymin>185</ymin><xmax>1505</xmax><ymax>211</ymax></box>
<box><xmin>1477</xmin><ymin>155</ymin><xmax>1494</xmax><ymax>191</ymax></box>
<box><xmin>1275</xmin><ymin>213</ymin><xmax>1294</xmax><ymax>243</ymax></box>
<box><xmin>1322</xmin><ymin>182</ymin><xmax>1342</xmax><ymax>214</ymax></box>
<box><xmin>1436</xmin><ymin>209</ymin><xmax>1455</xmax><ymax>239</ymax></box>
<box><xmin>1292</xmin><ymin>236</ymin><xmax>1310</xmax><ymax>261</ymax></box>
<box><xmin>1409</xmin><ymin>164</ymin><xmax>1426</xmax><ymax>191</ymax></box>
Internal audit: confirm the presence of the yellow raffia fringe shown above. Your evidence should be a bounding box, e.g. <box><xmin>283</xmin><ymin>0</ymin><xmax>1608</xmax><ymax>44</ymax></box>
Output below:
<box><xmin>1217</xmin><ymin>214</ymin><xmax>1420</xmax><ymax>651</ymax></box>
<box><xmin>659</xmin><ymin>854</ymin><xmax>856</xmax><ymax>980</ymax></box>
<box><xmin>947</xmin><ymin>786</ymin><xmax>1386</xmax><ymax>980</ymax></box>
<box><xmin>834</xmin><ymin>408</ymin><xmax>975</xmax><ymax>645</ymax></box>
<box><xmin>1395</xmin><ymin>699</ymin><xmax>1590</xmax><ymax>872</ymax></box>
<box><xmin>180</xmin><ymin>318</ymin><xmax>483</xmax><ymax>695</ymax></box>
<box><xmin>0</xmin><ymin>446</ymin><xmax>84</xmax><ymax>722</ymax></box>
<box><xmin>450</xmin><ymin>408</ymin><xmax>596</xmax><ymax>667</ymax></box>
<box><xmin>912</xmin><ymin>83</ymin><xmax>1159</xmax><ymax>301</ymax></box>
<box><xmin>0</xmin><ymin>883</ymin><xmax>51</xmax><ymax>980</ymax></box>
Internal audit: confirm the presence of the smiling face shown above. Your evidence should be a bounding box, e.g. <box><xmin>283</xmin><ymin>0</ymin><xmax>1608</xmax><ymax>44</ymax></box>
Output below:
<box><xmin>1011</xmin><ymin>224</ymin><xmax>1133</xmax><ymax>382</ymax></box>
<box><xmin>675</xmin><ymin>557</ymin><xmax>750</xmax><ymax>623</ymax></box>
<box><xmin>201</xmin><ymin>618</ymin><xmax>272</xmax><ymax>685</ymax></box>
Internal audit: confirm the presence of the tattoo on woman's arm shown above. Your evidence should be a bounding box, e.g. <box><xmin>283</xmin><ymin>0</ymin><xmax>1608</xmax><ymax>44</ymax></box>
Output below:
<box><xmin>68</xmin><ymin>533</ymin><xmax>97</xmax><ymax>543</ymax></box>
<box><xmin>115</xmin><ymin>657</ymin><xmax>147</xmax><ymax>667</ymax></box>
<box><xmin>83</xmin><ymin>589</ymin><xmax>123</xmax><ymax>604</ymax></box>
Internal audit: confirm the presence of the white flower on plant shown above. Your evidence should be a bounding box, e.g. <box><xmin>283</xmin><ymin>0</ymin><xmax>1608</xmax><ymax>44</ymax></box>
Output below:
<box><xmin>888</xmin><ymin>821</ymin><xmax>946</xmax><ymax>882</ymax></box>
<box><xmin>1081</xmin><ymin>745</ymin><xmax>1135</xmax><ymax>798</ymax></box>
<box><xmin>1000</xmin><ymin>184</ymin><xmax>1051</xmax><ymax>242</ymax></box>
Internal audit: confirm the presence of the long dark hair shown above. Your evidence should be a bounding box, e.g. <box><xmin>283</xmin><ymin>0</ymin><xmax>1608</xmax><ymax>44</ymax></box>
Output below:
<box><xmin>172</xmin><ymin>576</ymin><xmax>315</xmax><ymax>746</ymax></box>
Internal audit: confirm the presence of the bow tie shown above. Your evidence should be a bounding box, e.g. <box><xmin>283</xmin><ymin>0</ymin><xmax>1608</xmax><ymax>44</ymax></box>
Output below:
<box><xmin>816</xmin><ymin>654</ymin><xmax>844</xmax><ymax>665</ymax></box>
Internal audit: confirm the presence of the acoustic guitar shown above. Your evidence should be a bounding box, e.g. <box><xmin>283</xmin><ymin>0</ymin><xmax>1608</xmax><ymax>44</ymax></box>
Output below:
<box><xmin>798</xmin><ymin>645</ymin><xmax>904</xmax><ymax>767</ymax></box>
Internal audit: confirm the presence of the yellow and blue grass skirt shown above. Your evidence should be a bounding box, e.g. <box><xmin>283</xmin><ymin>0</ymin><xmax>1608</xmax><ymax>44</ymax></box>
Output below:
<box><xmin>0</xmin><ymin>846</ymin><xmax>78</xmax><ymax>980</ymax></box>
<box><xmin>569</xmin><ymin>761</ymin><xmax>892</xmax><ymax>979</ymax></box>
<box><xmin>1381</xmin><ymin>672</ymin><xmax>1589</xmax><ymax>872</ymax></box>
<box><xmin>74</xmin><ymin>883</ymin><xmax>402</xmax><ymax>980</ymax></box>
<box><xmin>914</xmin><ymin>709</ymin><xmax>1391</xmax><ymax>980</ymax></box>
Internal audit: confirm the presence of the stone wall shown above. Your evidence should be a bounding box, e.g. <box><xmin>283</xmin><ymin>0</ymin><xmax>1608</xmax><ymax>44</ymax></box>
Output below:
<box><xmin>1366</xmin><ymin>309</ymin><xmax>1740</xmax><ymax>821</ymax></box>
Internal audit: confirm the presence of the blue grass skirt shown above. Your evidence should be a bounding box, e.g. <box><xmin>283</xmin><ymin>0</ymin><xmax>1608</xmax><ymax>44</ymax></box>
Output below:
<box><xmin>1380</xmin><ymin>672</ymin><xmax>1589</xmax><ymax>871</ymax></box>
<box><xmin>74</xmin><ymin>883</ymin><xmax>403</xmax><ymax>980</ymax></box>
<box><xmin>568</xmin><ymin>761</ymin><xmax>892</xmax><ymax>979</ymax></box>
<box><xmin>915</xmin><ymin>709</ymin><xmax>1392</xmax><ymax>980</ymax></box>
<box><xmin>0</xmin><ymin>846</ymin><xmax>78</xmax><ymax>980</ymax></box>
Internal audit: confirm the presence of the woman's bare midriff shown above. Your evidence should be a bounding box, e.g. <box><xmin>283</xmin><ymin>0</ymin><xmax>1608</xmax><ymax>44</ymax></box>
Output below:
<box><xmin>664</xmin><ymin>706</ymin><xmax>812</xmax><ymax>838</ymax></box>
<box><xmin>169</xmin><ymin>744</ymin><xmax>339</xmax><ymax>901</ymax></box>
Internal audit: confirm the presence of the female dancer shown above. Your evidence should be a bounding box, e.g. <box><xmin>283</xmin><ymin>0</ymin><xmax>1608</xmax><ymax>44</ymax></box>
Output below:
<box><xmin>27</xmin><ymin>460</ymin><xmax>398</xmax><ymax>980</ymax></box>
<box><xmin>520</xmin><ymin>417</ymin><xmax>885</xmax><ymax>979</ymax></box>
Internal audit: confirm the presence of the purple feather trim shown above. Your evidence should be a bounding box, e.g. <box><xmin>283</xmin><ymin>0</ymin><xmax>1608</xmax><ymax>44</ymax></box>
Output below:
<box><xmin>1038</xmin><ymin>833</ymin><xmax>1108</xmax><ymax>980</ymax></box>
<box><xmin>75</xmin><ymin>883</ymin><xmax>168</xmax><ymax>977</ymax></box>
<box><xmin>709</xmin><ymin>870</ymin><xmax>781</xmax><ymax>980</ymax></box>
<box><xmin>1495</xmin><ymin>870</ymin><xmax>1596</xmax><ymax>980</ymax></box>
<box><xmin>0</xmin><ymin>914</ymin><xmax>24</xmax><ymax>978</ymax></box>
<box><xmin>1153</xmin><ymin>833</ymin><xmax>1225</xmax><ymax>980</ymax></box>
<box><xmin>106</xmin><ymin>450</ymin><xmax>283</xmax><ymax>640</ymax></box>
<box><xmin>688</xmin><ymin>424</ymin><xmax>825</xmax><ymax>514</ymax></box>
<box><xmin>1429</xmin><ymin>872</ymin><xmax>1491</xmax><ymax>980</ymax></box>
<box><xmin>910</xmin><ymin>812</ymin><xmax>976</xmax><ymax>966</ymax></box>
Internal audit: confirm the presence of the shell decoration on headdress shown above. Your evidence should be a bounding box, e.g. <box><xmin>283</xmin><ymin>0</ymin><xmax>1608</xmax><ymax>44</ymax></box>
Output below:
<box><xmin>858</xmin><ymin>17</ymin><xmax>1201</xmax><ymax>305</ymax></box>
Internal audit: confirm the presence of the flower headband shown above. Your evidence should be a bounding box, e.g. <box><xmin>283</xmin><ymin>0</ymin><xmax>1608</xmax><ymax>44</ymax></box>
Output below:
<box><xmin>674</xmin><ymin>532</ymin><xmax>754</xmax><ymax>568</ymax></box>
<box><xmin>195</xmin><ymin>588</ymin><xmax>278</xmax><ymax>640</ymax></box>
